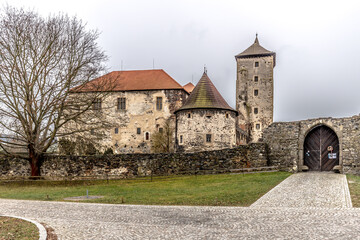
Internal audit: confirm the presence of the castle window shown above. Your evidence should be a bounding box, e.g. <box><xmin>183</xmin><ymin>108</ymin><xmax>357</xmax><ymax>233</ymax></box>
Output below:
<box><xmin>226</xmin><ymin>113</ymin><xmax>229</xmax><ymax>118</ymax></box>
<box><xmin>254</xmin><ymin>108</ymin><xmax>258</xmax><ymax>114</ymax></box>
<box><xmin>255</xmin><ymin>61</ymin><xmax>259</xmax><ymax>67</ymax></box>
<box><xmin>137</xmin><ymin>128</ymin><xmax>141</xmax><ymax>134</ymax></box>
<box><xmin>90</xmin><ymin>129</ymin><xmax>95</xmax><ymax>135</ymax></box>
<box><xmin>206</xmin><ymin>115</ymin><xmax>211</xmax><ymax>119</ymax></box>
<box><xmin>115</xmin><ymin>128</ymin><xmax>119</xmax><ymax>134</ymax></box>
<box><xmin>92</xmin><ymin>98</ymin><xmax>102</xmax><ymax>110</ymax></box>
<box><xmin>117</xmin><ymin>97</ymin><xmax>126</xmax><ymax>110</ymax></box>
<box><xmin>180</xmin><ymin>135</ymin><xmax>183</xmax><ymax>144</ymax></box>
<box><xmin>156</xmin><ymin>97</ymin><xmax>163</xmax><ymax>110</ymax></box>
<box><xmin>187</xmin><ymin>113</ymin><xmax>191</xmax><ymax>118</ymax></box>
<box><xmin>256</xmin><ymin>123</ymin><xmax>261</xmax><ymax>130</ymax></box>
<box><xmin>159</xmin><ymin>128</ymin><xmax>163</xmax><ymax>133</ymax></box>
<box><xmin>145</xmin><ymin>132</ymin><xmax>150</xmax><ymax>141</ymax></box>
<box><xmin>254</xmin><ymin>89</ymin><xmax>259</xmax><ymax>96</ymax></box>
<box><xmin>254</xmin><ymin>76</ymin><xmax>259</xmax><ymax>82</ymax></box>
<box><xmin>206</xmin><ymin>134</ymin><xmax>212</xmax><ymax>143</ymax></box>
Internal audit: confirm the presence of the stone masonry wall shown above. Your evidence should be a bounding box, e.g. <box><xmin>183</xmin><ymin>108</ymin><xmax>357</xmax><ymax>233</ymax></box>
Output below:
<box><xmin>176</xmin><ymin>109</ymin><xmax>237</xmax><ymax>152</ymax></box>
<box><xmin>263</xmin><ymin>115</ymin><xmax>360</xmax><ymax>174</ymax></box>
<box><xmin>0</xmin><ymin>143</ymin><xmax>268</xmax><ymax>179</ymax></box>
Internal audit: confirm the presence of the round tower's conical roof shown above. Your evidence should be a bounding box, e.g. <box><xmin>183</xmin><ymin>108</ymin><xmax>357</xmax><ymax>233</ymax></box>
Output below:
<box><xmin>175</xmin><ymin>72</ymin><xmax>237</xmax><ymax>114</ymax></box>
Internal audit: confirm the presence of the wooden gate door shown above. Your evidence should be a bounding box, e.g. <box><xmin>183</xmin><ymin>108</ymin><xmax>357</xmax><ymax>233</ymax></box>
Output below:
<box><xmin>303</xmin><ymin>125</ymin><xmax>339</xmax><ymax>171</ymax></box>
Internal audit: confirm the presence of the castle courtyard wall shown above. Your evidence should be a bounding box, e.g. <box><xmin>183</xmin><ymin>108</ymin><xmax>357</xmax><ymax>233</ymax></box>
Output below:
<box><xmin>0</xmin><ymin>143</ymin><xmax>268</xmax><ymax>179</ymax></box>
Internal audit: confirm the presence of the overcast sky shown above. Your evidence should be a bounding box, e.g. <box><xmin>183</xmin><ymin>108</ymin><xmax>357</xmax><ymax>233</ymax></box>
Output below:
<box><xmin>3</xmin><ymin>0</ymin><xmax>360</xmax><ymax>121</ymax></box>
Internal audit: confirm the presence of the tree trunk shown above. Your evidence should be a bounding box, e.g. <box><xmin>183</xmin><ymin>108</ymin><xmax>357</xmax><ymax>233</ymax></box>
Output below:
<box><xmin>29</xmin><ymin>147</ymin><xmax>43</xmax><ymax>177</ymax></box>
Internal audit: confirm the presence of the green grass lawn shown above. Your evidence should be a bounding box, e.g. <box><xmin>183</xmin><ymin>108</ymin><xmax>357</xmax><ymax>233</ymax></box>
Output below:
<box><xmin>0</xmin><ymin>216</ymin><xmax>38</xmax><ymax>240</ymax></box>
<box><xmin>0</xmin><ymin>172</ymin><xmax>291</xmax><ymax>206</ymax></box>
<box><xmin>347</xmin><ymin>174</ymin><xmax>360</xmax><ymax>207</ymax></box>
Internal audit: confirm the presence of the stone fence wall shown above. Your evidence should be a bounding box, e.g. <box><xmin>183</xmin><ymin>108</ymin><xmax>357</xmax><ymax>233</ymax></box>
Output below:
<box><xmin>0</xmin><ymin>143</ymin><xmax>269</xmax><ymax>179</ymax></box>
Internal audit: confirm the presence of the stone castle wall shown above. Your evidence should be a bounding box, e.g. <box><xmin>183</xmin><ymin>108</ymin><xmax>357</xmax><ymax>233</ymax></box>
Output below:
<box><xmin>176</xmin><ymin>109</ymin><xmax>237</xmax><ymax>152</ymax></box>
<box><xmin>0</xmin><ymin>143</ymin><xmax>268</xmax><ymax>179</ymax></box>
<box><xmin>263</xmin><ymin>115</ymin><xmax>360</xmax><ymax>174</ymax></box>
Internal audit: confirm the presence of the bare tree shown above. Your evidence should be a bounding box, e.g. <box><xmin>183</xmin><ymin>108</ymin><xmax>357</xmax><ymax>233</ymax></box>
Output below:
<box><xmin>0</xmin><ymin>6</ymin><xmax>112</xmax><ymax>176</ymax></box>
<box><xmin>151</xmin><ymin>119</ymin><xmax>174</xmax><ymax>153</ymax></box>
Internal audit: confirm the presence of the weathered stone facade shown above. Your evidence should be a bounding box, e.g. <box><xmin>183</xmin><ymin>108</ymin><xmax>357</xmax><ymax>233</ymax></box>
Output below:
<box><xmin>97</xmin><ymin>89</ymin><xmax>187</xmax><ymax>153</ymax></box>
<box><xmin>236</xmin><ymin>37</ymin><xmax>275</xmax><ymax>142</ymax></box>
<box><xmin>176</xmin><ymin>109</ymin><xmax>237</xmax><ymax>152</ymax></box>
<box><xmin>263</xmin><ymin>115</ymin><xmax>360</xmax><ymax>174</ymax></box>
<box><xmin>0</xmin><ymin>143</ymin><xmax>268</xmax><ymax>179</ymax></box>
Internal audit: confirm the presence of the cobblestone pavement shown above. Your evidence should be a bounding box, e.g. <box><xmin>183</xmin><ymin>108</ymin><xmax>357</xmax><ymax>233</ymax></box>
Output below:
<box><xmin>251</xmin><ymin>172</ymin><xmax>352</xmax><ymax>208</ymax></box>
<box><xmin>0</xmin><ymin>172</ymin><xmax>358</xmax><ymax>239</ymax></box>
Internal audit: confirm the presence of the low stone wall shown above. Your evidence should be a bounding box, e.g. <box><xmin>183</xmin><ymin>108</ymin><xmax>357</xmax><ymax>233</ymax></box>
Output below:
<box><xmin>263</xmin><ymin>115</ymin><xmax>360</xmax><ymax>174</ymax></box>
<box><xmin>0</xmin><ymin>143</ymin><xmax>269</xmax><ymax>179</ymax></box>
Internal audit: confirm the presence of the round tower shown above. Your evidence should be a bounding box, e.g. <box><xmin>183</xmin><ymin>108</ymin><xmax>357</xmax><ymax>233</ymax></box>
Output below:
<box><xmin>175</xmin><ymin>71</ymin><xmax>237</xmax><ymax>152</ymax></box>
<box><xmin>235</xmin><ymin>35</ymin><xmax>276</xmax><ymax>142</ymax></box>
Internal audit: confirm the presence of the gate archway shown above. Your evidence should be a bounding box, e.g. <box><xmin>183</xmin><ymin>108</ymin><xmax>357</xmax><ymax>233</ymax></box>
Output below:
<box><xmin>303</xmin><ymin>125</ymin><xmax>339</xmax><ymax>171</ymax></box>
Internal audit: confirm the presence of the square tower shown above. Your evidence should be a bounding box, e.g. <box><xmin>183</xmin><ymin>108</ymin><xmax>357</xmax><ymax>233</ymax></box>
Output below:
<box><xmin>235</xmin><ymin>35</ymin><xmax>276</xmax><ymax>142</ymax></box>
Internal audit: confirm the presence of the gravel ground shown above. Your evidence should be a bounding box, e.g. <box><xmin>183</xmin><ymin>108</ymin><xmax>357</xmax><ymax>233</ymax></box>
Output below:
<box><xmin>0</xmin><ymin>172</ymin><xmax>358</xmax><ymax>239</ymax></box>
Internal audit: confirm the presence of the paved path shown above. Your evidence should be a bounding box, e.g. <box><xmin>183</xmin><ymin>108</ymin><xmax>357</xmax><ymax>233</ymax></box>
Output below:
<box><xmin>251</xmin><ymin>172</ymin><xmax>352</xmax><ymax>208</ymax></box>
<box><xmin>0</xmin><ymin>172</ymin><xmax>358</xmax><ymax>239</ymax></box>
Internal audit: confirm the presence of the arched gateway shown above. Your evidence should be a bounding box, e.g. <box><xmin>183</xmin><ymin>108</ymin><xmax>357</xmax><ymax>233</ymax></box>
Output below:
<box><xmin>303</xmin><ymin>125</ymin><xmax>339</xmax><ymax>171</ymax></box>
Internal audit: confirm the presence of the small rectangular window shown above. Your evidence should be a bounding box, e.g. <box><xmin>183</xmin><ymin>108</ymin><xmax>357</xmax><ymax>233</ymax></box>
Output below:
<box><xmin>156</xmin><ymin>97</ymin><xmax>163</xmax><ymax>110</ymax></box>
<box><xmin>206</xmin><ymin>134</ymin><xmax>212</xmax><ymax>143</ymax></box>
<box><xmin>145</xmin><ymin>132</ymin><xmax>150</xmax><ymax>141</ymax></box>
<box><xmin>254</xmin><ymin>108</ymin><xmax>258</xmax><ymax>114</ymax></box>
<box><xmin>187</xmin><ymin>113</ymin><xmax>191</xmax><ymax>118</ymax></box>
<box><xmin>256</xmin><ymin>123</ymin><xmax>261</xmax><ymax>130</ymax></box>
<box><xmin>255</xmin><ymin>62</ymin><xmax>259</xmax><ymax>67</ymax></box>
<box><xmin>90</xmin><ymin>129</ymin><xmax>95</xmax><ymax>135</ymax></box>
<box><xmin>92</xmin><ymin>98</ymin><xmax>102</xmax><ymax>110</ymax></box>
<box><xmin>117</xmin><ymin>97</ymin><xmax>126</xmax><ymax>110</ymax></box>
<box><xmin>159</xmin><ymin>128</ymin><xmax>163</xmax><ymax>133</ymax></box>
<box><xmin>254</xmin><ymin>89</ymin><xmax>259</xmax><ymax>96</ymax></box>
<box><xmin>180</xmin><ymin>135</ymin><xmax>183</xmax><ymax>143</ymax></box>
<box><xmin>115</xmin><ymin>128</ymin><xmax>119</xmax><ymax>134</ymax></box>
<box><xmin>226</xmin><ymin>113</ymin><xmax>229</xmax><ymax>118</ymax></box>
<box><xmin>137</xmin><ymin>128</ymin><xmax>141</xmax><ymax>134</ymax></box>
<box><xmin>254</xmin><ymin>76</ymin><xmax>258</xmax><ymax>82</ymax></box>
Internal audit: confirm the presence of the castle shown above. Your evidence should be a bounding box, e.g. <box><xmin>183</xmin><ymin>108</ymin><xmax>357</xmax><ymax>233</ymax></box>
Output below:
<box><xmin>64</xmin><ymin>36</ymin><xmax>360</xmax><ymax>174</ymax></box>
<box><xmin>64</xmin><ymin>35</ymin><xmax>274</xmax><ymax>154</ymax></box>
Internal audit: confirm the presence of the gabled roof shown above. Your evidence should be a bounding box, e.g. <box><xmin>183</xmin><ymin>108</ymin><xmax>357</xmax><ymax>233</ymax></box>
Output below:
<box><xmin>235</xmin><ymin>35</ymin><xmax>276</xmax><ymax>64</ymax></box>
<box><xmin>183</xmin><ymin>82</ymin><xmax>195</xmax><ymax>94</ymax></box>
<box><xmin>175</xmin><ymin>72</ymin><xmax>237</xmax><ymax>114</ymax></box>
<box><xmin>71</xmin><ymin>69</ymin><xmax>186</xmax><ymax>93</ymax></box>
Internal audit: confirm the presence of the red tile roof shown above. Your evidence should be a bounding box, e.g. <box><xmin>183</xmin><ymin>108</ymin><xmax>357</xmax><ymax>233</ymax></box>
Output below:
<box><xmin>183</xmin><ymin>82</ymin><xmax>195</xmax><ymax>94</ymax></box>
<box><xmin>71</xmin><ymin>69</ymin><xmax>185</xmax><ymax>92</ymax></box>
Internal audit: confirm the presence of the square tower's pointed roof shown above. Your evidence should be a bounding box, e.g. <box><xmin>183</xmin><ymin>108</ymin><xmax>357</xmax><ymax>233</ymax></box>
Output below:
<box><xmin>175</xmin><ymin>72</ymin><xmax>237</xmax><ymax>114</ymax></box>
<box><xmin>235</xmin><ymin>35</ymin><xmax>276</xmax><ymax>65</ymax></box>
